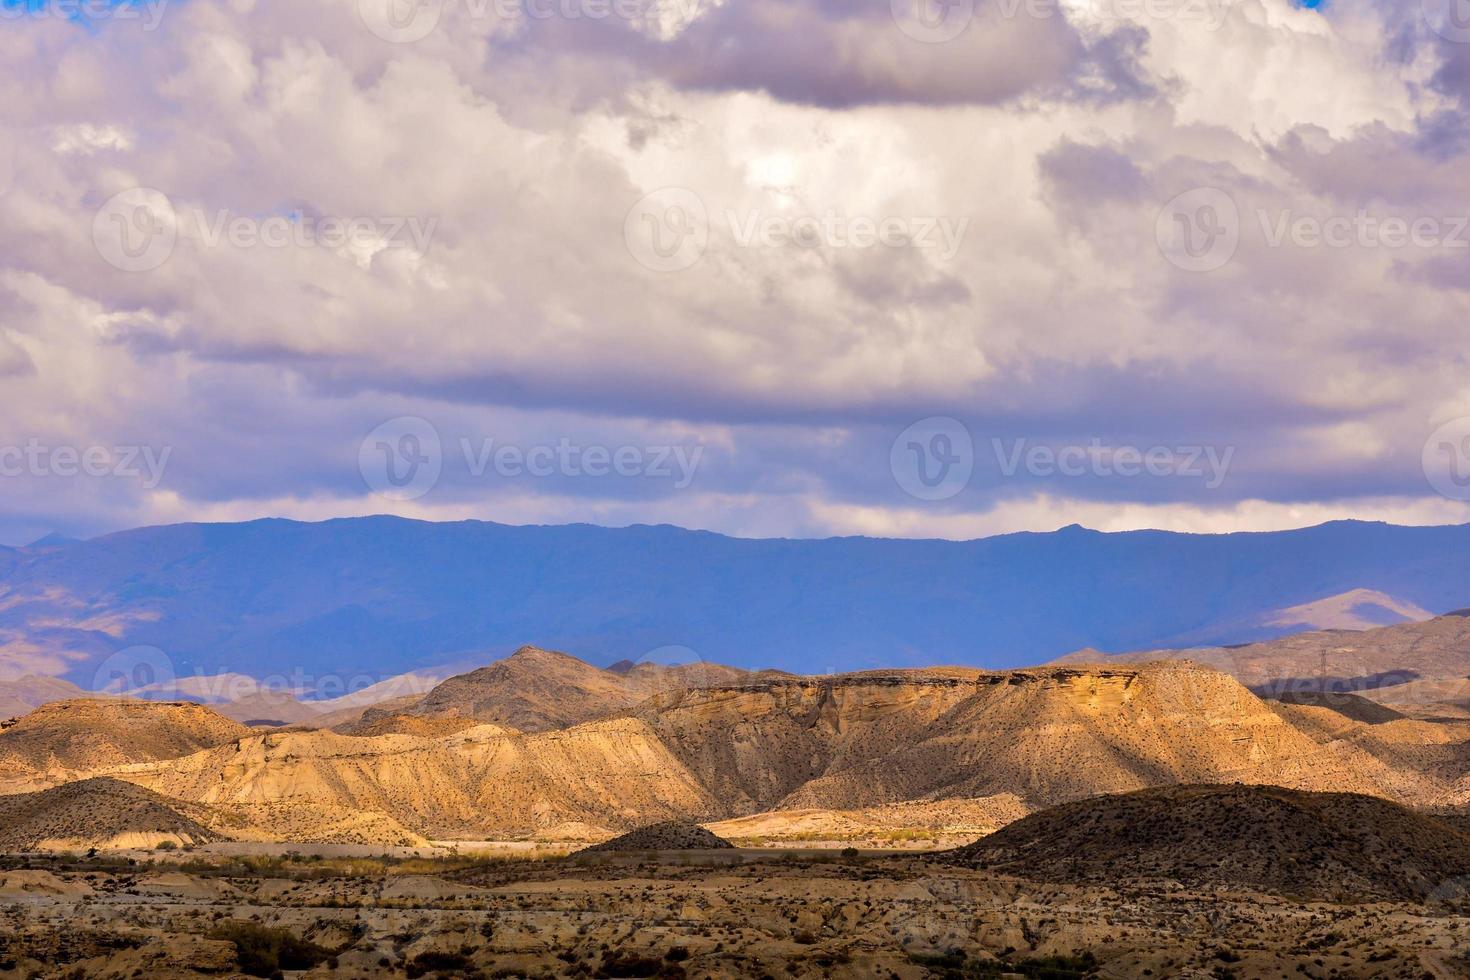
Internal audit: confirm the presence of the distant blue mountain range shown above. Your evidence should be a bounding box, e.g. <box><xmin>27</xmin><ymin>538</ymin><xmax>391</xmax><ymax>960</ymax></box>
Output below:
<box><xmin>3</xmin><ymin>517</ymin><xmax>1469</xmax><ymax>686</ymax></box>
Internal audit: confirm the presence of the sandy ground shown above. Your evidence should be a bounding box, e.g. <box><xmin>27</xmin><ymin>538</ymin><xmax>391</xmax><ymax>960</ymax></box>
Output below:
<box><xmin>0</xmin><ymin>850</ymin><xmax>1464</xmax><ymax>978</ymax></box>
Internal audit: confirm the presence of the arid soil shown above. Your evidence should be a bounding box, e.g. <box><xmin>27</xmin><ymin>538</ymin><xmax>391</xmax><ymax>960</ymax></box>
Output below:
<box><xmin>705</xmin><ymin>795</ymin><xmax>1030</xmax><ymax>847</ymax></box>
<box><xmin>0</xmin><ymin>848</ymin><xmax>1465</xmax><ymax>979</ymax></box>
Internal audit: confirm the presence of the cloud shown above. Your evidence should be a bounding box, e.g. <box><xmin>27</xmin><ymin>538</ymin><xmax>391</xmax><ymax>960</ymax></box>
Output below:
<box><xmin>0</xmin><ymin>0</ymin><xmax>1466</xmax><ymax>544</ymax></box>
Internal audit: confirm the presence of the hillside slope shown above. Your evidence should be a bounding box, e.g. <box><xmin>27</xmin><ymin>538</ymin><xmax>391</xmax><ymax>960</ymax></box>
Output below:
<box><xmin>642</xmin><ymin>663</ymin><xmax>1420</xmax><ymax>814</ymax></box>
<box><xmin>1055</xmin><ymin>612</ymin><xmax>1470</xmax><ymax>695</ymax></box>
<box><xmin>6</xmin><ymin>658</ymin><xmax>1464</xmax><ymax>843</ymax></box>
<box><xmin>109</xmin><ymin>719</ymin><xmax>717</xmax><ymax>838</ymax></box>
<box><xmin>0</xmin><ymin>777</ymin><xmax>226</xmax><ymax>851</ymax></box>
<box><xmin>945</xmin><ymin>784</ymin><xmax>1470</xmax><ymax>902</ymax></box>
<box><xmin>0</xmin><ymin>700</ymin><xmax>250</xmax><ymax>787</ymax></box>
<box><xmin>409</xmin><ymin>646</ymin><xmax>646</xmax><ymax>731</ymax></box>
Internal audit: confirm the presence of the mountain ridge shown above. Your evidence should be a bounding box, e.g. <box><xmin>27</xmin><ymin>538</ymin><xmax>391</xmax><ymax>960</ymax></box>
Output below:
<box><xmin>5</xmin><ymin>516</ymin><xmax>1470</xmax><ymax>683</ymax></box>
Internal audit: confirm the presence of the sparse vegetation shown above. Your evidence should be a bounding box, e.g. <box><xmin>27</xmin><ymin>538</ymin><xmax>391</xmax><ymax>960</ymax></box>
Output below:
<box><xmin>208</xmin><ymin>921</ymin><xmax>330</xmax><ymax>977</ymax></box>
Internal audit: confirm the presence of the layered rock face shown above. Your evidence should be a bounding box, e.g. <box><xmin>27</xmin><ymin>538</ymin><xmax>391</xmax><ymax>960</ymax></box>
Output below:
<box><xmin>1</xmin><ymin>654</ymin><xmax>1463</xmax><ymax>845</ymax></box>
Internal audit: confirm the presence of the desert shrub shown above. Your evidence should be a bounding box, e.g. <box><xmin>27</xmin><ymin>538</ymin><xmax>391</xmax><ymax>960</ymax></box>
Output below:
<box><xmin>209</xmin><ymin>921</ymin><xmax>330</xmax><ymax>977</ymax></box>
<box><xmin>597</xmin><ymin>953</ymin><xmax>665</xmax><ymax>977</ymax></box>
<box><xmin>155</xmin><ymin>841</ymin><xmax>178</xmax><ymax>851</ymax></box>
<box><xmin>909</xmin><ymin>950</ymin><xmax>1099</xmax><ymax>979</ymax></box>
<box><xmin>405</xmin><ymin>949</ymin><xmax>474</xmax><ymax>978</ymax></box>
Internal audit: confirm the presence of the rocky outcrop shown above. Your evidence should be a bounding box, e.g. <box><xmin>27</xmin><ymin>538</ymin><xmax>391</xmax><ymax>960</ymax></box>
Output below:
<box><xmin>577</xmin><ymin>821</ymin><xmax>734</xmax><ymax>853</ymax></box>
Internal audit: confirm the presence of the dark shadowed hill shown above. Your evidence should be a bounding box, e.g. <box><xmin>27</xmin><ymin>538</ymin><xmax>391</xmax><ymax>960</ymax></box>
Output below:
<box><xmin>944</xmin><ymin>784</ymin><xmax>1470</xmax><ymax>902</ymax></box>
<box><xmin>1268</xmin><ymin>691</ymin><xmax>1407</xmax><ymax>723</ymax></box>
<box><xmin>578</xmin><ymin>822</ymin><xmax>734</xmax><ymax>853</ymax></box>
<box><xmin>0</xmin><ymin>777</ymin><xmax>224</xmax><ymax>851</ymax></box>
<box><xmin>4</xmin><ymin>517</ymin><xmax>1470</xmax><ymax>682</ymax></box>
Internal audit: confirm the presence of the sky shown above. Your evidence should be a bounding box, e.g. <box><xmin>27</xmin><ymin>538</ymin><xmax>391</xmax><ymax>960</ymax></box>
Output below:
<box><xmin>1</xmin><ymin>0</ymin><xmax>1470</xmax><ymax>545</ymax></box>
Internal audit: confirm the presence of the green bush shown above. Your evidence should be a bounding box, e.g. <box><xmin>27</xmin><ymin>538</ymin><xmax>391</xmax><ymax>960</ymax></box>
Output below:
<box><xmin>209</xmin><ymin>921</ymin><xmax>330</xmax><ymax>977</ymax></box>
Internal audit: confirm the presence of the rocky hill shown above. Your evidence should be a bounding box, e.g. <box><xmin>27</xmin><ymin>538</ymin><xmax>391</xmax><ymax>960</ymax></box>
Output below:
<box><xmin>1056</xmin><ymin>612</ymin><xmax>1470</xmax><ymax>701</ymax></box>
<box><xmin>0</xmin><ymin>699</ymin><xmax>249</xmax><ymax>787</ymax></box>
<box><xmin>405</xmin><ymin>645</ymin><xmax>756</xmax><ymax>732</ymax></box>
<box><xmin>1</xmin><ymin>657</ymin><xmax>1464</xmax><ymax>846</ymax></box>
<box><xmin>408</xmin><ymin>646</ymin><xmax>647</xmax><ymax>731</ymax></box>
<box><xmin>109</xmin><ymin>719</ymin><xmax>717</xmax><ymax>839</ymax></box>
<box><xmin>0</xmin><ymin>777</ymin><xmax>225</xmax><ymax>851</ymax></box>
<box><xmin>943</xmin><ymin>784</ymin><xmax>1470</xmax><ymax>902</ymax></box>
<box><xmin>644</xmin><ymin>663</ymin><xmax>1419</xmax><ymax>814</ymax></box>
<box><xmin>577</xmin><ymin>821</ymin><xmax>733</xmax><ymax>853</ymax></box>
